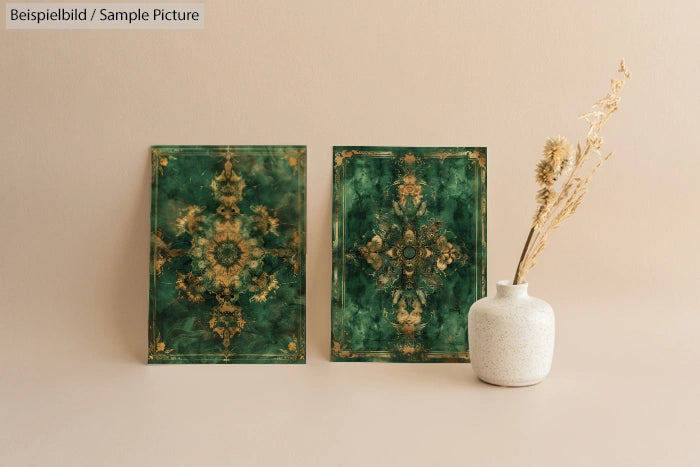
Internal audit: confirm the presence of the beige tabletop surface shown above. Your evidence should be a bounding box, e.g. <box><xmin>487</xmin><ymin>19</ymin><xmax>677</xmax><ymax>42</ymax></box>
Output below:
<box><xmin>2</xmin><ymin>1</ymin><xmax>699</xmax><ymax>465</ymax></box>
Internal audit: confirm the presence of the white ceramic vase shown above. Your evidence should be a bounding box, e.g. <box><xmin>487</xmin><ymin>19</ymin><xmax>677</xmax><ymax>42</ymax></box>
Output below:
<box><xmin>467</xmin><ymin>280</ymin><xmax>555</xmax><ymax>386</ymax></box>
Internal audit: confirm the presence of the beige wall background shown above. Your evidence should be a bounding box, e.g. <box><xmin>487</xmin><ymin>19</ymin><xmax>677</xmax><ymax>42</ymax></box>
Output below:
<box><xmin>2</xmin><ymin>1</ymin><xmax>699</xmax><ymax>465</ymax></box>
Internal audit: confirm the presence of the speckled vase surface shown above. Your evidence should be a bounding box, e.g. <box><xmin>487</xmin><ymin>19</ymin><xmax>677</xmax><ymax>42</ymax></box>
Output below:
<box><xmin>468</xmin><ymin>280</ymin><xmax>554</xmax><ymax>386</ymax></box>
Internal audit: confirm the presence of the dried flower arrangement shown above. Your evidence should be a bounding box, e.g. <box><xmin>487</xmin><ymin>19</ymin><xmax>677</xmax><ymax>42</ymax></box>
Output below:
<box><xmin>513</xmin><ymin>60</ymin><xmax>631</xmax><ymax>285</ymax></box>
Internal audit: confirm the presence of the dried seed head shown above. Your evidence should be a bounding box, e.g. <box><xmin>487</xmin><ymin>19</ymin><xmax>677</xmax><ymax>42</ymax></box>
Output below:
<box><xmin>535</xmin><ymin>159</ymin><xmax>556</xmax><ymax>186</ymax></box>
<box><xmin>535</xmin><ymin>136</ymin><xmax>573</xmax><ymax>187</ymax></box>
<box><xmin>536</xmin><ymin>187</ymin><xmax>556</xmax><ymax>207</ymax></box>
<box><xmin>543</xmin><ymin>136</ymin><xmax>572</xmax><ymax>166</ymax></box>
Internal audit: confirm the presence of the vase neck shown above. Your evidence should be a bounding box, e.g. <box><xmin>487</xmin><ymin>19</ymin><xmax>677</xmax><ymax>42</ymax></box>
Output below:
<box><xmin>496</xmin><ymin>280</ymin><xmax>529</xmax><ymax>298</ymax></box>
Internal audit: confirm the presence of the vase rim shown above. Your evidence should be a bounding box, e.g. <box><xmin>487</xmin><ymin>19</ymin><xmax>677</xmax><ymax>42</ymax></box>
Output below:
<box><xmin>496</xmin><ymin>279</ymin><xmax>528</xmax><ymax>287</ymax></box>
<box><xmin>495</xmin><ymin>280</ymin><xmax>529</xmax><ymax>297</ymax></box>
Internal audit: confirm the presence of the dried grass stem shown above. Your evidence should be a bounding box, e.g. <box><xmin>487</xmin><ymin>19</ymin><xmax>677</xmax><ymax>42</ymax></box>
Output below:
<box><xmin>513</xmin><ymin>60</ymin><xmax>630</xmax><ymax>284</ymax></box>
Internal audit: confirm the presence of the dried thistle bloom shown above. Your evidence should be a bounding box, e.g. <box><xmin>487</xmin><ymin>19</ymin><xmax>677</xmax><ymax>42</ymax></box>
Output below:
<box><xmin>513</xmin><ymin>60</ymin><xmax>631</xmax><ymax>285</ymax></box>
<box><xmin>543</xmin><ymin>136</ymin><xmax>572</xmax><ymax>167</ymax></box>
<box><xmin>536</xmin><ymin>187</ymin><xmax>556</xmax><ymax>206</ymax></box>
<box><xmin>536</xmin><ymin>136</ymin><xmax>573</xmax><ymax>187</ymax></box>
<box><xmin>535</xmin><ymin>159</ymin><xmax>557</xmax><ymax>186</ymax></box>
<box><xmin>531</xmin><ymin>137</ymin><xmax>571</xmax><ymax>232</ymax></box>
<box><xmin>532</xmin><ymin>187</ymin><xmax>556</xmax><ymax>229</ymax></box>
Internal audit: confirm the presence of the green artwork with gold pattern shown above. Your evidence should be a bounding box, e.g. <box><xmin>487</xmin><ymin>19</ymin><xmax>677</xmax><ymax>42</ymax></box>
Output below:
<box><xmin>149</xmin><ymin>146</ymin><xmax>306</xmax><ymax>364</ymax></box>
<box><xmin>332</xmin><ymin>147</ymin><xmax>486</xmax><ymax>362</ymax></box>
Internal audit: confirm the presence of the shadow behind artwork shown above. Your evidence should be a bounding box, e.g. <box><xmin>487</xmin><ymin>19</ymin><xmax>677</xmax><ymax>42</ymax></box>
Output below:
<box><xmin>111</xmin><ymin>151</ymin><xmax>152</xmax><ymax>363</ymax></box>
<box><xmin>306</xmin><ymin>173</ymin><xmax>333</xmax><ymax>361</ymax></box>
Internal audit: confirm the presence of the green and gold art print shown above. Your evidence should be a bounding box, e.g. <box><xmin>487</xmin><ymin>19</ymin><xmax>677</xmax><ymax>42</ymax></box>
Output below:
<box><xmin>332</xmin><ymin>147</ymin><xmax>486</xmax><ymax>362</ymax></box>
<box><xmin>149</xmin><ymin>146</ymin><xmax>306</xmax><ymax>364</ymax></box>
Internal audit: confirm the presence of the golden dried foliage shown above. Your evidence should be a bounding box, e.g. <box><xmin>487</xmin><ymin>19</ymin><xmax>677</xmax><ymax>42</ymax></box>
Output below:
<box><xmin>513</xmin><ymin>60</ymin><xmax>631</xmax><ymax>284</ymax></box>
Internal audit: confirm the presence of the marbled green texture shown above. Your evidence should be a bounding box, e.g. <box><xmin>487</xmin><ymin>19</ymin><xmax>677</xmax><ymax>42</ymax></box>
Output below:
<box><xmin>332</xmin><ymin>147</ymin><xmax>486</xmax><ymax>362</ymax></box>
<box><xmin>149</xmin><ymin>146</ymin><xmax>306</xmax><ymax>364</ymax></box>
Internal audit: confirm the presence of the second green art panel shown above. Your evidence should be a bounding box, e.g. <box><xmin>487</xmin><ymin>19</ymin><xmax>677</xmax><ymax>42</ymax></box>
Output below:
<box><xmin>332</xmin><ymin>147</ymin><xmax>487</xmax><ymax>362</ymax></box>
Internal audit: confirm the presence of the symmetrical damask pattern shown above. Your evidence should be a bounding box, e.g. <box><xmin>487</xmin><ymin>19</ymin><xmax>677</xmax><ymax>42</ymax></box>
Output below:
<box><xmin>149</xmin><ymin>146</ymin><xmax>306</xmax><ymax>364</ymax></box>
<box><xmin>332</xmin><ymin>147</ymin><xmax>486</xmax><ymax>362</ymax></box>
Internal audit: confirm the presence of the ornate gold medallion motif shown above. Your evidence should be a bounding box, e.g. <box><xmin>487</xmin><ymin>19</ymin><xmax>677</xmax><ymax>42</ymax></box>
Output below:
<box><xmin>332</xmin><ymin>147</ymin><xmax>486</xmax><ymax>362</ymax></box>
<box><xmin>149</xmin><ymin>146</ymin><xmax>306</xmax><ymax>364</ymax></box>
